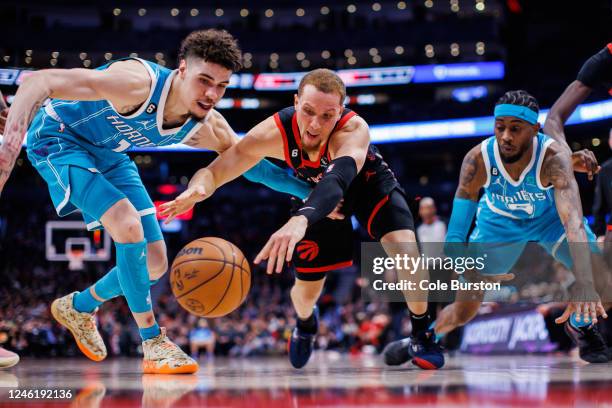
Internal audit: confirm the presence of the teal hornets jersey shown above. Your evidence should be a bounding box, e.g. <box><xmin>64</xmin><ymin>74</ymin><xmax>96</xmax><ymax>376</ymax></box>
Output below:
<box><xmin>41</xmin><ymin>58</ymin><xmax>203</xmax><ymax>152</ymax></box>
<box><xmin>478</xmin><ymin>132</ymin><xmax>556</xmax><ymax>220</ymax></box>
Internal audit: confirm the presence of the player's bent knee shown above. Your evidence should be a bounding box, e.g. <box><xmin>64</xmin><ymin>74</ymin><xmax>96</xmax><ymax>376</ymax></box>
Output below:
<box><xmin>380</xmin><ymin>229</ymin><xmax>416</xmax><ymax>243</ymax></box>
<box><xmin>119</xmin><ymin>216</ymin><xmax>145</xmax><ymax>243</ymax></box>
<box><xmin>101</xmin><ymin>200</ymin><xmax>144</xmax><ymax>243</ymax></box>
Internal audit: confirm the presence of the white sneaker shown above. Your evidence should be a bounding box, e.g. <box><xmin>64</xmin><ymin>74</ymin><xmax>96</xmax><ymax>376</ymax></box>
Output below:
<box><xmin>51</xmin><ymin>292</ymin><xmax>107</xmax><ymax>361</ymax></box>
<box><xmin>142</xmin><ymin>328</ymin><xmax>199</xmax><ymax>374</ymax></box>
<box><xmin>0</xmin><ymin>347</ymin><xmax>19</xmax><ymax>368</ymax></box>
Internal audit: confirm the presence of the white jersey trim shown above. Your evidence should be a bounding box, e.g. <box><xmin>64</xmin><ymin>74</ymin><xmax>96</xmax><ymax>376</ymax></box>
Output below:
<box><xmin>105</xmin><ymin>58</ymin><xmax>157</xmax><ymax>120</ymax></box>
<box><xmin>56</xmin><ymin>185</ymin><xmax>71</xmax><ymax>215</ymax></box>
<box><xmin>156</xmin><ymin>70</ymin><xmax>199</xmax><ymax>137</ymax></box>
<box><xmin>86</xmin><ymin>220</ymin><xmax>102</xmax><ymax>230</ymax></box>
<box><xmin>536</xmin><ymin>138</ymin><xmax>555</xmax><ymax>190</ymax></box>
<box><xmin>86</xmin><ymin>208</ymin><xmax>155</xmax><ymax>231</ymax></box>
<box><xmin>138</xmin><ymin>207</ymin><xmax>157</xmax><ymax>217</ymax></box>
<box><xmin>481</xmin><ymin>139</ymin><xmax>492</xmax><ymax>188</ymax></box>
<box><xmin>485</xmin><ymin>195</ymin><xmax>520</xmax><ymax>219</ymax></box>
<box><xmin>551</xmin><ymin>232</ymin><xmax>566</xmax><ymax>258</ymax></box>
<box><xmin>44</xmin><ymin>103</ymin><xmax>63</xmax><ymax>123</ymax></box>
<box><xmin>493</xmin><ymin>136</ymin><xmax>537</xmax><ymax>187</ymax></box>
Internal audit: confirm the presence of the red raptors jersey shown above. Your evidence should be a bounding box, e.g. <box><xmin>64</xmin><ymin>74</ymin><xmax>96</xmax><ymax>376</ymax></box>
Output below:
<box><xmin>273</xmin><ymin>106</ymin><xmax>398</xmax><ymax>195</ymax></box>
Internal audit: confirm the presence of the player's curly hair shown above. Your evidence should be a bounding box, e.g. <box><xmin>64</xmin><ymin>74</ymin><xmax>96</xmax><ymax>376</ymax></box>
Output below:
<box><xmin>495</xmin><ymin>90</ymin><xmax>539</xmax><ymax>113</ymax></box>
<box><xmin>179</xmin><ymin>29</ymin><xmax>242</xmax><ymax>72</ymax></box>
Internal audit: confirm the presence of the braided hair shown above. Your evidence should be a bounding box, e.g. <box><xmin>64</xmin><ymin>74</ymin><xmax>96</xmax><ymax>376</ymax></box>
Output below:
<box><xmin>495</xmin><ymin>90</ymin><xmax>539</xmax><ymax>113</ymax></box>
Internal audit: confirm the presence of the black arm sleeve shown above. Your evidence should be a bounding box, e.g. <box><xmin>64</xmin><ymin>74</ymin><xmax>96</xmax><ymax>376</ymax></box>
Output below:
<box><xmin>592</xmin><ymin>160</ymin><xmax>612</xmax><ymax>235</ymax></box>
<box><xmin>592</xmin><ymin>171</ymin><xmax>607</xmax><ymax>236</ymax></box>
<box><xmin>296</xmin><ymin>156</ymin><xmax>358</xmax><ymax>225</ymax></box>
<box><xmin>576</xmin><ymin>45</ymin><xmax>612</xmax><ymax>89</ymax></box>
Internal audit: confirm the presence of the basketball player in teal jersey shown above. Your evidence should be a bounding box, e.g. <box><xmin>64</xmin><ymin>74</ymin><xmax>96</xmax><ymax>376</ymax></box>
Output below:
<box><xmin>384</xmin><ymin>90</ymin><xmax>611</xmax><ymax>367</ymax></box>
<box><xmin>0</xmin><ymin>29</ymin><xmax>310</xmax><ymax>374</ymax></box>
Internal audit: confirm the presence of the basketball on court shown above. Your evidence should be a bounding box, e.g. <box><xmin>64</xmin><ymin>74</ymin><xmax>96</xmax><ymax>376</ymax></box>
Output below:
<box><xmin>170</xmin><ymin>237</ymin><xmax>251</xmax><ymax>318</ymax></box>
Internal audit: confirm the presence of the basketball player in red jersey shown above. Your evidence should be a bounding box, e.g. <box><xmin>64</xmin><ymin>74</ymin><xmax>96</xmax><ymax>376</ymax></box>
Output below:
<box><xmin>161</xmin><ymin>69</ymin><xmax>444</xmax><ymax>370</ymax></box>
<box><xmin>545</xmin><ymin>43</ymin><xmax>612</xmax><ymax>241</ymax></box>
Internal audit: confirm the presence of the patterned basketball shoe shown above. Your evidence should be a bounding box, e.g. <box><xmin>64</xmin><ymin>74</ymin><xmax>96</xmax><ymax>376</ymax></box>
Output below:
<box><xmin>0</xmin><ymin>347</ymin><xmax>19</xmax><ymax>368</ymax></box>
<box><xmin>51</xmin><ymin>292</ymin><xmax>107</xmax><ymax>361</ymax></box>
<box><xmin>142</xmin><ymin>328</ymin><xmax>199</xmax><ymax>374</ymax></box>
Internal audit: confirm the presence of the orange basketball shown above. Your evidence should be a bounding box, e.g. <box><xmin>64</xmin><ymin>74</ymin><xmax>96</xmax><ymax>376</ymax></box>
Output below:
<box><xmin>170</xmin><ymin>237</ymin><xmax>251</xmax><ymax>318</ymax></box>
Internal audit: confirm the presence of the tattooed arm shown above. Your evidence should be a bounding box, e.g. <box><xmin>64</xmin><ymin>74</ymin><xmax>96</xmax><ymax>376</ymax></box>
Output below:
<box><xmin>542</xmin><ymin>145</ymin><xmax>590</xmax><ymax>265</ymax></box>
<box><xmin>0</xmin><ymin>60</ymin><xmax>150</xmax><ymax>195</ymax></box>
<box><xmin>455</xmin><ymin>144</ymin><xmax>487</xmax><ymax>201</ymax></box>
<box><xmin>445</xmin><ymin>145</ymin><xmax>487</xmax><ymax>247</ymax></box>
<box><xmin>541</xmin><ymin>144</ymin><xmax>606</xmax><ymax>324</ymax></box>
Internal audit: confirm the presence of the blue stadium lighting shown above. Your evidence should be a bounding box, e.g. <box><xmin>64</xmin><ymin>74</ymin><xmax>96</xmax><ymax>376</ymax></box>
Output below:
<box><xmin>0</xmin><ymin>69</ymin><xmax>19</xmax><ymax>85</ymax></box>
<box><xmin>451</xmin><ymin>86</ymin><xmax>488</xmax><ymax>103</ymax></box>
<box><xmin>371</xmin><ymin>99</ymin><xmax>612</xmax><ymax>143</ymax></box>
<box><xmin>413</xmin><ymin>61</ymin><xmax>504</xmax><ymax>83</ymax></box>
<box><xmin>5</xmin><ymin>100</ymin><xmax>610</xmax><ymax>149</ymax></box>
<box><xmin>249</xmin><ymin>61</ymin><xmax>503</xmax><ymax>90</ymax></box>
<box><xmin>95</xmin><ymin>99</ymin><xmax>610</xmax><ymax>151</ymax></box>
<box><xmin>1</xmin><ymin>62</ymin><xmax>504</xmax><ymax>91</ymax></box>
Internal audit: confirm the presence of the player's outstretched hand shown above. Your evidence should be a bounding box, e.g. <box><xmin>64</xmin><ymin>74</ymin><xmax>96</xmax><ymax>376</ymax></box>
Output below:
<box><xmin>0</xmin><ymin>108</ymin><xmax>8</xmax><ymax>135</ymax></box>
<box><xmin>571</xmin><ymin>149</ymin><xmax>600</xmax><ymax>180</ymax></box>
<box><xmin>556</xmin><ymin>281</ymin><xmax>607</xmax><ymax>324</ymax></box>
<box><xmin>255</xmin><ymin>215</ymin><xmax>308</xmax><ymax>274</ymax></box>
<box><xmin>555</xmin><ymin>301</ymin><xmax>608</xmax><ymax>325</ymax></box>
<box><xmin>159</xmin><ymin>185</ymin><xmax>207</xmax><ymax>224</ymax></box>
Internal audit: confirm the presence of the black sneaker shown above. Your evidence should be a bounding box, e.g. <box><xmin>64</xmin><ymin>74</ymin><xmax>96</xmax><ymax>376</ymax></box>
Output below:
<box><xmin>287</xmin><ymin>306</ymin><xmax>319</xmax><ymax>369</ymax></box>
<box><xmin>383</xmin><ymin>330</ymin><xmax>445</xmax><ymax>369</ymax></box>
<box><xmin>382</xmin><ymin>337</ymin><xmax>412</xmax><ymax>366</ymax></box>
<box><xmin>564</xmin><ymin>321</ymin><xmax>610</xmax><ymax>363</ymax></box>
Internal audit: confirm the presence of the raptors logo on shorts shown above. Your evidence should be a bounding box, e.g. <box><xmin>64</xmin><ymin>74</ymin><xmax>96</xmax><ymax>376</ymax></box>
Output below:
<box><xmin>296</xmin><ymin>240</ymin><xmax>319</xmax><ymax>261</ymax></box>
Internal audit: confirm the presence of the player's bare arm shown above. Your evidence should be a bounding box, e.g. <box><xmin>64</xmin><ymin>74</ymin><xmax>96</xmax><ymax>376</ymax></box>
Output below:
<box><xmin>327</xmin><ymin>115</ymin><xmax>369</xmax><ymax>170</ymax></box>
<box><xmin>182</xmin><ymin>109</ymin><xmax>240</xmax><ymax>152</ymax></box>
<box><xmin>255</xmin><ymin>115</ymin><xmax>370</xmax><ymax>274</ymax></box>
<box><xmin>540</xmin><ymin>143</ymin><xmax>607</xmax><ymax>324</ymax></box>
<box><xmin>160</xmin><ymin>115</ymin><xmax>285</xmax><ymax>222</ymax></box>
<box><xmin>455</xmin><ymin>145</ymin><xmax>487</xmax><ymax>201</ymax></box>
<box><xmin>0</xmin><ymin>60</ymin><xmax>151</xmax><ymax>194</ymax></box>
<box><xmin>543</xmin><ymin>80</ymin><xmax>599</xmax><ymax>179</ymax></box>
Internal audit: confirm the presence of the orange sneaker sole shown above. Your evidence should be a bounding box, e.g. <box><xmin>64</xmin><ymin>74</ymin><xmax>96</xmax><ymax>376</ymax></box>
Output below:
<box><xmin>142</xmin><ymin>360</ymin><xmax>199</xmax><ymax>375</ymax></box>
<box><xmin>50</xmin><ymin>299</ymin><xmax>106</xmax><ymax>362</ymax></box>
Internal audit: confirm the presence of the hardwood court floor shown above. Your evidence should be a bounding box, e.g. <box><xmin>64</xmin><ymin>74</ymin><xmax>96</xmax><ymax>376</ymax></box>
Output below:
<box><xmin>0</xmin><ymin>353</ymin><xmax>610</xmax><ymax>407</ymax></box>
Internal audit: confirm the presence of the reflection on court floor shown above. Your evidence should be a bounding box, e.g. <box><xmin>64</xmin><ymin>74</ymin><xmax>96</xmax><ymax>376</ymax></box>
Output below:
<box><xmin>0</xmin><ymin>354</ymin><xmax>610</xmax><ymax>407</ymax></box>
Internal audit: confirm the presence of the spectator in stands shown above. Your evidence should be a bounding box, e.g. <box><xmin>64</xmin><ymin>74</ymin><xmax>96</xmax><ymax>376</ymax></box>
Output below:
<box><xmin>189</xmin><ymin>319</ymin><xmax>215</xmax><ymax>360</ymax></box>
<box><xmin>416</xmin><ymin>197</ymin><xmax>447</xmax><ymax>249</ymax></box>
